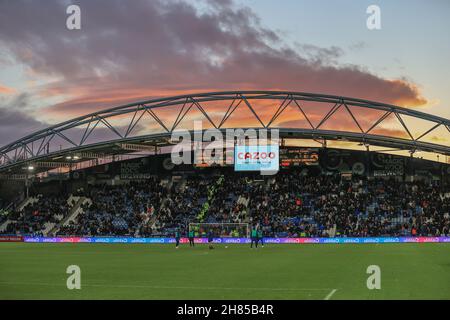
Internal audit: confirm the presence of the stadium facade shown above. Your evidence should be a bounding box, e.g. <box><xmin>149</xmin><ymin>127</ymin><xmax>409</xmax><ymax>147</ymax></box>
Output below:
<box><xmin>0</xmin><ymin>91</ymin><xmax>449</xmax><ymax>174</ymax></box>
<box><xmin>0</xmin><ymin>91</ymin><xmax>449</xmax><ymax>240</ymax></box>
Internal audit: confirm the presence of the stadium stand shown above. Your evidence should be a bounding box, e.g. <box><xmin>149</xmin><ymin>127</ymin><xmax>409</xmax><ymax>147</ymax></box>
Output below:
<box><xmin>56</xmin><ymin>178</ymin><xmax>165</xmax><ymax>236</ymax></box>
<box><xmin>3</xmin><ymin>195</ymin><xmax>72</xmax><ymax>236</ymax></box>
<box><xmin>1</xmin><ymin>170</ymin><xmax>449</xmax><ymax>238</ymax></box>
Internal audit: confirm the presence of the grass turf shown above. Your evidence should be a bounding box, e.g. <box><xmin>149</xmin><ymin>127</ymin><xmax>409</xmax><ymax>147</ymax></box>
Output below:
<box><xmin>0</xmin><ymin>243</ymin><xmax>449</xmax><ymax>300</ymax></box>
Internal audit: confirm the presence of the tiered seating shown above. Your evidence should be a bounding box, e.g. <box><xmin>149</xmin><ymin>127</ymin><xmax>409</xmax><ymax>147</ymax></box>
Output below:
<box><xmin>4</xmin><ymin>195</ymin><xmax>70</xmax><ymax>236</ymax></box>
<box><xmin>57</xmin><ymin>179</ymin><xmax>165</xmax><ymax>236</ymax></box>
<box><xmin>2</xmin><ymin>171</ymin><xmax>449</xmax><ymax>237</ymax></box>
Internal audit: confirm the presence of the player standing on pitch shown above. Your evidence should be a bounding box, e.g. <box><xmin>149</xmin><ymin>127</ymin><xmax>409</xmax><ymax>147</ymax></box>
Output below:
<box><xmin>175</xmin><ymin>229</ymin><xmax>181</xmax><ymax>249</ymax></box>
<box><xmin>250</xmin><ymin>226</ymin><xmax>258</xmax><ymax>248</ymax></box>
<box><xmin>188</xmin><ymin>229</ymin><xmax>195</xmax><ymax>247</ymax></box>
<box><xmin>208</xmin><ymin>229</ymin><xmax>214</xmax><ymax>249</ymax></box>
<box><xmin>258</xmin><ymin>228</ymin><xmax>264</xmax><ymax>248</ymax></box>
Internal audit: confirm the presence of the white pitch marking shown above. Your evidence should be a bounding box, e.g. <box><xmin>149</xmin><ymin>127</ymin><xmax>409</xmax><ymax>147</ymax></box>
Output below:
<box><xmin>0</xmin><ymin>281</ymin><xmax>332</xmax><ymax>292</ymax></box>
<box><xmin>324</xmin><ymin>288</ymin><xmax>337</xmax><ymax>300</ymax></box>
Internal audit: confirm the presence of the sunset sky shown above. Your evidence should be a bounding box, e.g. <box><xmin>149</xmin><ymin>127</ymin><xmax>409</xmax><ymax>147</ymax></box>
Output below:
<box><xmin>0</xmin><ymin>0</ymin><xmax>449</xmax><ymax>156</ymax></box>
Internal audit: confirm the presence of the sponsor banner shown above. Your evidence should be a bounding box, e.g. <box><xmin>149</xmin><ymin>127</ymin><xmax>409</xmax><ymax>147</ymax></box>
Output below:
<box><xmin>234</xmin><ymin>145</ymin><xmax>279</xmax><ymax>172</ymax></box>
<box><xmin>371</xmin><ymin>153</ymin><xmax>405</xmax><ymax>176</ymax></box>
<box><xmin>0</xmin><ymin>235</ymin><xmax>23</xmax><ymax>242</ymax></box>
<box><xmin>22</xmin><ymin>236</ymin><xmax>450</xmax><ymax>244</ymax></box>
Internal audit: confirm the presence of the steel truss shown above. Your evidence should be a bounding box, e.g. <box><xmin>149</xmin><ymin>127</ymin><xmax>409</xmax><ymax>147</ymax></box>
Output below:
<box><xmin>0</xmin><ymin>91</ymin><xmax>449</xmax><ymax>173</ymax></box>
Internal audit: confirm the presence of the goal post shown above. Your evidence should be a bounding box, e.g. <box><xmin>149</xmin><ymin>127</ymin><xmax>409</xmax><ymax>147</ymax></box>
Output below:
<box><xmin>188</xmin><ymin>223</ymin><xmax>249</xmax><ymax>238</ymax></box>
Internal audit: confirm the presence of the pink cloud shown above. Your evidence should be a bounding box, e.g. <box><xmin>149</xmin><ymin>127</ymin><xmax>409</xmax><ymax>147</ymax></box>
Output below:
<box><xmin>0</xmin><ymin>0</ymin><xmax>431</xmax><ymax>147</ymax></box>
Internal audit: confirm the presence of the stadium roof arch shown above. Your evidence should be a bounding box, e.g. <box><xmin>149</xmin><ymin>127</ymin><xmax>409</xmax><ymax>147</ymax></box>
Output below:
<box><xmin>0</xmin><ymin>90</ymin><xmax>449</xmax><ymax>175</ymax></box>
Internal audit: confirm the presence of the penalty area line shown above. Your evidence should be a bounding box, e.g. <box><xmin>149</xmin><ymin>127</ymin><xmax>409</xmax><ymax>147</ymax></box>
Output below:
<box><xmin>324</xmin><ymin>288</ymin><xmax>337</xmax><ymax>300</ymax></box>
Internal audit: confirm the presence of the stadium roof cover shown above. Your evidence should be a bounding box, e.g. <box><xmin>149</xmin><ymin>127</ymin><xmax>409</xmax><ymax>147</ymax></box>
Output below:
<box><xmin>0</xmin><ymin>91</ymin><xmax>449</xmax><ymax>176</ymax></box>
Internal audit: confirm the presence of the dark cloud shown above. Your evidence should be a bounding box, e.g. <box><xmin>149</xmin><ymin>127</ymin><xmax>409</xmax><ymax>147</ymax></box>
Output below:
<box><xmin>0</xmin><ymin>94</ymin><xmax>45</xmax><ymax>146</ymax></box>
<box><xmin>0</xmin><ymin>0</ymin><xmax>428</xmax><ymax>146</ymax></box>
<box><xmin>0</xmin><ymin>96</ymin><xmax>147</xmax><ymax>150</ymax></box>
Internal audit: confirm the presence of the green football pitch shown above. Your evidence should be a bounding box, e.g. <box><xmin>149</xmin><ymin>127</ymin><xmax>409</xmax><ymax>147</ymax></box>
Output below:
<box><xmin>0</xmin><ymin>243</ymin><xmax>449</xmax><ymax>300</ymax></box>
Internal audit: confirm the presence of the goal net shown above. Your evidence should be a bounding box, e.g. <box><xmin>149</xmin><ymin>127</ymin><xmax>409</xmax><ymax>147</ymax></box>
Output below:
<box><xmin>188</xmin><ymin>223</ymin><xmax>249</xmax><ymax>238</ymax></box>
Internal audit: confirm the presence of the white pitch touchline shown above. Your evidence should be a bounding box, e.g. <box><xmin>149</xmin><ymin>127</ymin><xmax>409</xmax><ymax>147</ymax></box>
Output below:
<box><xmin>0</xmin><ymin>281</ymin><xmax>332</xmax><ymax>292</ymax></box>
<box><xmin>324</xmin><ymin>289</ymin><xmax>337</xmax><ymax>300</ymax></box>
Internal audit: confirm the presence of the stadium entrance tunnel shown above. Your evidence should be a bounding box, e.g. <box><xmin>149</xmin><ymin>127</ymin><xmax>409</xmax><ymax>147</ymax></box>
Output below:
<box><xmin>0</xmin><ymin>91</ymin><xmax>449</xmax><ymax>176</ymax></box>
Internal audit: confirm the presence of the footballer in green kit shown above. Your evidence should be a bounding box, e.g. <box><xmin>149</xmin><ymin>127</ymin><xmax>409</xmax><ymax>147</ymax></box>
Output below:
<box><xmin>188</xmin><ymin>230</ymin><xmax>195</xmax><ymax>247</ymax></box>
<box><xmin>250</xmin><ymin>227</ymin><xmax>258</xmax><ymax>248</ymax></box>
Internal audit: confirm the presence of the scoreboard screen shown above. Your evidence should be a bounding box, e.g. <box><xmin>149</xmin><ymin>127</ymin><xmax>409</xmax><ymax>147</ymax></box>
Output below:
<box><xmin>194</xmin><ymin>148</ymin><xmax>233</xmax><ymax>167</ymax></box>
<box><xmin>280</xmin><ymin>148</ymin><xmax>319</xmax><ymax>167</ymax></box>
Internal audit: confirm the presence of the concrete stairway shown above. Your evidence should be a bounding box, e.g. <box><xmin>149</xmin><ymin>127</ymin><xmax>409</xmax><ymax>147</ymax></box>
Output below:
<box><xmin>0</xmin><ymin>219</ymin><xmax>11</xmax><ymax>232</ymax></box>
<box><xmin>18</xmin><ymin>196</ymin><xmax>39</xmax><ymax>211</ymax></box>
<box><xmin>0</xmin><ymin>197</ymin><xmax>39</xmax><ymax>233</ymax></box>
<box><xmin>46</xmin><ymin>196</ymin><xmax>91</xmax><ymax>236</ymax></box>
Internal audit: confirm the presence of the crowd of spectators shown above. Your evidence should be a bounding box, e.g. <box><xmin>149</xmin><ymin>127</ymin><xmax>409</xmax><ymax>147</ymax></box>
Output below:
<box><xmin>245</xmin><ymin>173</ymin><xmax>450</xmax><ymax>238</ymax></box>
<box><xmin>148</xmin><ymin>171</ymin><xmax>450</xmax><ymax>238</ymax></box>
<box><xmin>152</xmin><ymin>175</ymin><xmax>212</xmax><ymax>235</ymax></box>
<box><xmin>57</xmin><ymin>179</ymin><xmax>165</xmax><ymax>236</ymax></box>
<box><xmin>2</xmin><ymin>170</ymin><xmax>449</xmax><ymax>238</ymax></box>
<box><xmin>3</xmin><ymin>196</ymin><xmax>70</xmax><ymax>235</ymax></box>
